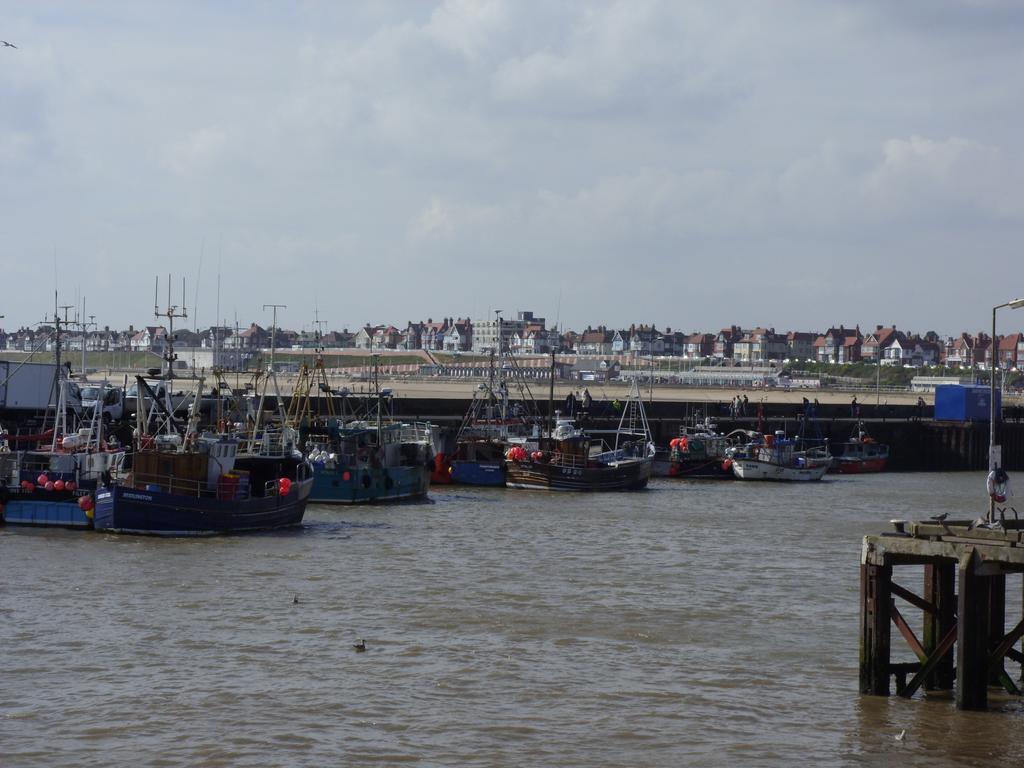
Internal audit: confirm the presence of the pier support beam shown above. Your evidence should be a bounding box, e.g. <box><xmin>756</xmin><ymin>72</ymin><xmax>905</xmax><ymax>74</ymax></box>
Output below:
<box><xmin>923</xmin><ymin>561</ymin><xmax>955</xmax><ymax>690</ymax></box>
<box><xmin>957</xmin><ymin>556</ymin><xmax>990</xmax><ymax>711</ymax></box>
<box><xmin>860</xmin><ymin>563</ymin><xmax>892</xmax><ymax>695</ymax></box>
<box><xmin>988</xmin><ymin>574</ymin><xmax>1006</xmax><ymax>686</ymax></box>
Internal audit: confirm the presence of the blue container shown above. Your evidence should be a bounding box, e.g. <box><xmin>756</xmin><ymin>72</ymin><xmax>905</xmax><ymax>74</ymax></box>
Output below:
<box><xmin>934</xmin><ymin>385</ymin><xmax>1000</xmax><ymax>422</ymax></box>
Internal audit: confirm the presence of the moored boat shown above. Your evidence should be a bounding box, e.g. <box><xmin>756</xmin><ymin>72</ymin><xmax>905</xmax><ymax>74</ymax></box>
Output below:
<box><xmin>442</xmin><ymin>343</ymin><xmax>543</xmax><ymax>487</ymax></box>
<box><xmin>305</xmin><ymin>420</ymin><xmax>433</xmax><ymax>504</ymax></box>
<box><xmin>93</xmin><ymin>430</ymin><xmax>312</xmax><ymax>535</ymax></box>
<box><xmin>503</xmin><ymin>426</ymin><xmax>652</xmax><ymax>491</ymax></box>
<box><xmin>727</xmin><ymin>430</ymin><xmax>831</xmax><ymax>481</ymax></box>
<box><xmin>652</xmin><ymin>419</ymin><xmax>732</xmax><ymax>479</ymax></box>
<box><xmin>829</xmin><ymin>422</ymin><xmax>889</xmax><ymax>473</ymax></box>
<box><xmin>504</xmin><ymin>380</ymin><xmax>653</xmax><ymax>492</ymax></box>
<box><xmin>290</xmin><ymin>351</ymin><xmax>434</xmax><ymax>504</ymax></box>
<box><xmin>0</xmin><ymin>379</ymin><xmax>126</xmax><ymax>529</ymax></box>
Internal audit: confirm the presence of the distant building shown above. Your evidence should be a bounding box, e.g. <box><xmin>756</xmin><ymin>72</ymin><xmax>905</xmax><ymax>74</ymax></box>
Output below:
<box><xmin>713</xmin><ymin>326</ymin><xmax>742</xmax><ymax>359</ymax></box>
<box><xmin>473</xmin><ymin>311</ymin><xmax>544</xmax><ymax>354</ymax></box>
<box><xmin>576</xmin><ymin>326</ymin><xmax>614</xmax><ymax>356</ymax></box>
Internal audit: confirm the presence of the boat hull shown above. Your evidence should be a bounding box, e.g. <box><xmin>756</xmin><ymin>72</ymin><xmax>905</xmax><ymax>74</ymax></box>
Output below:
<box><xmin>449</xmin><ymin>460</ymin><xmax>506</xmax><ymax>487</ymax></box>
<box><xmin>309</xmin><ymin>464</ymin><xmax>431</xmax><ymax>504</ymax></box>
<box><xmin>831</xmin><ymin>457</ymin><xmax>888</xmax><ymax>474</ymax></box>
<box><xmin>92</xmin><ymin>478</ymin><xmax>312</xmax><ymax>535</ymax></box>
<box><xmin>0</xmin><ymin>494</ymin><xmax>92</xmax><ymax>528</ymax></box>
<box><xmin>504</xmin><ymin>458</ymin><xmax>651</xmax><ymax>491</ymax></box>
<box><xmin>651</xmin><ymin>457</ymin><xmax>733</xmax><ymax>479</ymax></box>
<box><xmin>730</xmin><ymin>459</ymin><xmax>829</xmax><ymax>481</ymax></box>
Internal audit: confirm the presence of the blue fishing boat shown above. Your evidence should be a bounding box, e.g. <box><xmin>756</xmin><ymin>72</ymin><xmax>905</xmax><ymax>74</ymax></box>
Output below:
<box><xmin>288</xmin><ymin>351</ymin><xmax>434</xmax><ymax>504</ymax></box>
<box><xmin>305</xmin><ymin>420</ymin><xmax>433</xmax><ymax>503</ymax></box>
<box><xmin>1</xmin><ymin>379</ymin><xmax>126</xmax><ymax>529</ymax></box>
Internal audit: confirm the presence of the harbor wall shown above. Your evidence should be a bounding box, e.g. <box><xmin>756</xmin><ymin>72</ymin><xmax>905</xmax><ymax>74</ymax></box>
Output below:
<box><xmin>384</xmin><ymin>396</ymin><xmax>1024</xmax><ymax>472</ymax></box>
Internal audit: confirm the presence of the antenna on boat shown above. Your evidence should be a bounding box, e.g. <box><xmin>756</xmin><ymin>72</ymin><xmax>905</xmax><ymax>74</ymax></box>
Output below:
<box><xmin>154</xmin><ymin>275</ymin><xmax>187</xmax><ymax>381</ymax></box>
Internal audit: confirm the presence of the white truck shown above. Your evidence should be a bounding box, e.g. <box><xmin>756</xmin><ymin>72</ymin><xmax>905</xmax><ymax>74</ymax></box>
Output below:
<box><xmin>79</xmin><ymin>383</ymin><xmax>127</xmax><ymax>422</ymax></box>
<box><xmin>0</xmin><ymin>360</ymin><xmax>82</xmax><ymax>417</ymax></box>
<box><xmin>124</xmin><ymin>379</ymin><xmax>192</xmax><ymax>418</ymax></box>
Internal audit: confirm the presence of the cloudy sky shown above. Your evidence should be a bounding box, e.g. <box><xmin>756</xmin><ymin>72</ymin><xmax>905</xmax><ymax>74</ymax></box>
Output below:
<box><xmin>1</xmin><ymin>0</ymin><xmax>1022</xmax><ymax>338</ymax></box>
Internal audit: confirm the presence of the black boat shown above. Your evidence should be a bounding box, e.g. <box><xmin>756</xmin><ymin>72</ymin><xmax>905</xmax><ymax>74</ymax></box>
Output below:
<box><xmin>504</xmin><ymin>380</ymin><xmax>652</xmax><ymax>492</ymax></box>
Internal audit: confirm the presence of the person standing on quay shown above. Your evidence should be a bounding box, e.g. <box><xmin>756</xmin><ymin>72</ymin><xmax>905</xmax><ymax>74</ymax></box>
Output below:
<box><xmin>851</xmin><ymin>396</ymin><xmax>859</xmax><ymax>419</ymax></box>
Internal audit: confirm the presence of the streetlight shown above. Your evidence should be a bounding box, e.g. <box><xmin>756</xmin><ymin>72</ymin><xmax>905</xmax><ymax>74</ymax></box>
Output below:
<box><xmin>989</xmin><ymin>297</ymin><xmax>1024</xmax><ymax>519</ymax></box>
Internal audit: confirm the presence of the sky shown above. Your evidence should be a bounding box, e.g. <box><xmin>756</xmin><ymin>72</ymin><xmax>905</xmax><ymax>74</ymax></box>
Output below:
<box><xmin>1</xmin><ymin>0</ymin><xmax>1023</xmax><ymax>338</ymax></box>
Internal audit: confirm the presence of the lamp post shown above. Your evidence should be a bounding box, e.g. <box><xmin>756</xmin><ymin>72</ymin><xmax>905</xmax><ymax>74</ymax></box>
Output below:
<box><xmin>989</xmin><ymin>297</ymin><xmax>1024</xmax><ymax>519</ymax></box>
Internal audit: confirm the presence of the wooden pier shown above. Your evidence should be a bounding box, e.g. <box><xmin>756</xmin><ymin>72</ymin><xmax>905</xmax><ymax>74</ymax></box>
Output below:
<box><xmin>861</xmin><ymin>519</ymin><xmax>1024</xmax><ymax>710</ymax></box>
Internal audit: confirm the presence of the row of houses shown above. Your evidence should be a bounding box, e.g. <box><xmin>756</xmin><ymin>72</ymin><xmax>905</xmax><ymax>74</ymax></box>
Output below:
<box><xmin>3</xmin><ymin>319</ymin><xmax>1024</xmax><ymax>370</ymax></box>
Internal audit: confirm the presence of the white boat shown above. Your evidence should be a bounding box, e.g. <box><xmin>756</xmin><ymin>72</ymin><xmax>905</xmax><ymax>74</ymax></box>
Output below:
<box><xmin>726</xmin><ymin>430</ymin><xmax>830</xmax><ymax>481</ymax></box>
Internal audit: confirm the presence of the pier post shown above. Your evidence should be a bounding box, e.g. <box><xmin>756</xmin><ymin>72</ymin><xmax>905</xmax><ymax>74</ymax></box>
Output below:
<box><xmin>956</xmin><ymin>555</ymin><xmax>990</xmax><ymax>710</ymax></box>
<box><xmin>923</xmin><ymin>561</ymin><xmax>956</xmax><ymax>690</ymax></box>
<box><xmin>988</xmin><ymin>574</ymin><xmax>1006</xmax><ymax>686</ymax></box>
<box><xmin>860</xmin><ymin>563</ymin><xmax>892</xmax><ymax>695</ymax></box>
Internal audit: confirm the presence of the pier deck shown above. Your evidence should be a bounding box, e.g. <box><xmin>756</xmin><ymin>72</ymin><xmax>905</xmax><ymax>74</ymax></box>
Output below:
<box><xmin>861</xmin><ymin>518</ymin><xmax>1024</xmax><ymax>710</ymax></box>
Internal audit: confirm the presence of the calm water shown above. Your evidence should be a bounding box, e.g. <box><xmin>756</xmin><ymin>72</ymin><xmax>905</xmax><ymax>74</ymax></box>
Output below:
<box><xmin>2</xmin><ymin>473</ymin><xmax>1023</xmax><ymax>767</ymax></box>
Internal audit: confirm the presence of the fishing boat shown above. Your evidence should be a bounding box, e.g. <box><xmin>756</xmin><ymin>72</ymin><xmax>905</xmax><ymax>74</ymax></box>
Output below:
<box><xmin>652</xmin><ymin>418</ymin><xmax>732</xmax><ymax>479</ymax></box>
<box><xmin>93</xmin><ymin>372</ymin><xmax>312</xmax><ymax>535</ymax></box>
<box><xmin>92</xmin><ymin>292</ymin><xmax>313</xmax><ymax>535</ymax></box>
<box><xmin>93</xmin><ymin>428</ymin><xmax>312</xmax><ymax>536</ymax></box>
<box><xmin>504</xmin><ymin>379</ymin><xmax>653</xmax><ymax>492</ymax></box>
<box><xmin>1</xmin><ymin>378</ymin><xmax>125</xmax><ymax>529</ymax></box>
<box><xmin>726</xmin><ymin>429</ymin><xmax>831</xmax><ymax>481</ymax></box>
<box><xmin>290</xmin><ymin>352</ymin><xmax>434</xmax><ymax>504</ymax></box>
<box><xmin>305</xmin><ymin>420</ymin><xmax>434</xmax><ymax>503</ymax></box>
<box><xmin>445</xmin><ymin>350</ymin><xmax>542</xmax><ymax>487</ymax></box>
<box><xmin>829</xmin><ymin>422</ymin><xmax>889</xmax><ymax>474</ymax></box>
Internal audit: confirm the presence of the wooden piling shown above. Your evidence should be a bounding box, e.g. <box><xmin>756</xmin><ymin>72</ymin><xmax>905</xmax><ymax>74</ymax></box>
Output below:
<box><xmin>860</xmin><ymin>563</ymin><xmax>892</xmax><ymax>695</ymax></box>
<box><xmin>923</xmin><ymin>561</ymin><xmax>955</xmax><ymax>690</ymax></box>
<box><xmin>957</xmin><ymin>555</ymin><xmax>990</xmax><ymax>710</ymax></box>
<box><xmin>988</xmin><ymin>574</ymin><xmax>1006</xmax><ymax>686</ymax></box>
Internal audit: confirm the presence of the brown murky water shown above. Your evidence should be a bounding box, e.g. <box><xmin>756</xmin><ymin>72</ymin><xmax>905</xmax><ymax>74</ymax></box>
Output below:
<box><xmin>2</xmin><ymin>473</ymin><xmax>1023</xmax><ymax>766</ymax></box>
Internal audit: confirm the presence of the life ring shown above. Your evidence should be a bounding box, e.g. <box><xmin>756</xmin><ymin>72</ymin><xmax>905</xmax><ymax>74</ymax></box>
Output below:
<box><xmin>987</xmin><ymin>468</ymin><xmax>1011</xmax><ymax>504</ymax></box>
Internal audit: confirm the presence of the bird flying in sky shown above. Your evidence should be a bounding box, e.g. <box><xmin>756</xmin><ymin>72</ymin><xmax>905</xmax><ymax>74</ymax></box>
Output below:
<box><xmin>1</xmin><ymin>41</ymin><xmax>17</xmax><ymax>48</ymax></box>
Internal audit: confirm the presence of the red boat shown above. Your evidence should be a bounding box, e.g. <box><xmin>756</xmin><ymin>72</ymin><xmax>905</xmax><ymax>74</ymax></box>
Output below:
<box><xmin>829</xmin><ymin>424</ymin><xmax>888</xmax><ymax>473</ymax></box>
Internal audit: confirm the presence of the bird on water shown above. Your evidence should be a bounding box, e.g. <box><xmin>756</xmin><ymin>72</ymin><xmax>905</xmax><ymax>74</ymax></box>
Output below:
<box><xmin>353</xmin><ymin>639</ymin><xmax>366</xmax><ymax>652</ymax></box>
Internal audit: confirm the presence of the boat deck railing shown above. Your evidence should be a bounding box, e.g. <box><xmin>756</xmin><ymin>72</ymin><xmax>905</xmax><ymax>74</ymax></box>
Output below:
<box><xmin>547</xmin><ymin>451</ymin><xmax>588</xmax><ymax>469</ymax></box>
<box><xmin>393</xmin><ymin>422</ymin><xmax>433</xmax><ymax>445</ymax></box>
<box><xmin>130</xmin><ymin>472</ymin><xmax>253</xmax><ymax>501</ymax></box>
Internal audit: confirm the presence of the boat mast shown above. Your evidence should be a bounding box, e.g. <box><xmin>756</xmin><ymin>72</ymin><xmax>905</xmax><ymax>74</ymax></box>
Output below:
<box><xmin>374</xmin><ymin>351</ymin><xmax>382</xmax><ymax>445</ymax></box>
<box><xmin>49</xmin><ymin>302</ymin><xmax>75</xmax><ymax>449</ymax></box>
<box><xmin>154</xmin><ymin>275</ymin><xmax>188</xmax><ymax>440</ymax></box>
<box><xmin>548</xmin><ymin>347</ymin><xmax>555</xmax><ymax>436</ymax></box>
<box><xmin>492</xmin><ymin>309</ymin><xmax>501</xmax><ymax>422</ymax></box>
